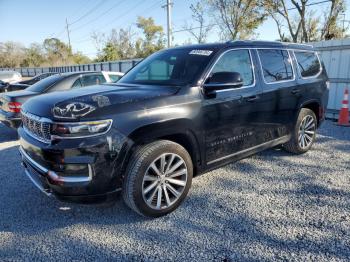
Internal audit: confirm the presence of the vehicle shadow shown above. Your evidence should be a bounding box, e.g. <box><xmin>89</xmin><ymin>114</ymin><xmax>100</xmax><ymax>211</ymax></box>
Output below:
<box><xmin>0</xmin><ymin>124</ymin><xmax>18</xmax><ymax>143</ymax></box>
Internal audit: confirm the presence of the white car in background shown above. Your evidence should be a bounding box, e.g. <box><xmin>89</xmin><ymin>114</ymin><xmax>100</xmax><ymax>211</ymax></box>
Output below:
<box><xmin>102</xmin><ymin>71</ymin><xmax>124</xmax><ymax>82</ymax></box>
<box><xmin>0</xmin><ymin>71</ymin><xmax>22</xmax><ymax>83</ymax></box>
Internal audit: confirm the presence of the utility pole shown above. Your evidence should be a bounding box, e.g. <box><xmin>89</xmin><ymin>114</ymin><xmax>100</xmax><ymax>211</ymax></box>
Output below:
<box><xmin>65</xmin><ymin>18</ymin><xmax>71</xmax><ymax>51</ymax></box>
<box><xmin>163</xmin><ymin>0</ymin><xmax>173</xmax><ymax>48</ymax></box>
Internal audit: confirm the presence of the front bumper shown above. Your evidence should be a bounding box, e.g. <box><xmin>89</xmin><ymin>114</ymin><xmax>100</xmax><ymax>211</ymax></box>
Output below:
<box><xmin>18</xmin><ymin>126</ymin><xmax>128</xmax><ymax>203</ymax></box>
<box><xmin>0</xmin><ymin>109</ymin><xmax>21</xmax><ymax>128</ymax></box>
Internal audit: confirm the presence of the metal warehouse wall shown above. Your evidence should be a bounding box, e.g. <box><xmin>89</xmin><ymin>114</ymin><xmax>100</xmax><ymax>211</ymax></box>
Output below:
<box><xmin>0</xmin><ymin>59</ymin><xmax>142</xmax><ymax>77</ymax></box>
<box><xmin>312</xmin><ymin>39</ymin><xmax>350</xmax><ymax>119</ymax></box>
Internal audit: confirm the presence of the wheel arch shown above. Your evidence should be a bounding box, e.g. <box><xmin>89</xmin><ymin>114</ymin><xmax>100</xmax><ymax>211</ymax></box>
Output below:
<box><xmin>299</xmin><ymin>99</ymin><xmax>321</xmax><ymax>126</ymax></box>
<box><xmin>123</xmin><ymin>119</ymin><xmax>202</xmax><ymax>177</ymax></box>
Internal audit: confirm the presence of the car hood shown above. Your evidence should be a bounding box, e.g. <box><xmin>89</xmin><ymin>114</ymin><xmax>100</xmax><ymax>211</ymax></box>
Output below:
<box><xmin>22</xmin><ymin>83</ymin><xmax>180</xmax><ymax>120</ymax></box>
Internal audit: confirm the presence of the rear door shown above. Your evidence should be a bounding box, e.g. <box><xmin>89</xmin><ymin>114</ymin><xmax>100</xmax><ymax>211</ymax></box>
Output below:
<box><xmin>256</xmin><ymin>48</ymin><xmax>299</xmax><ymax>140</ymax></box>
<box><xmin>292</xmin><ymin>50</ymin><xmax>324</xmax><ymax>108</ymax></box>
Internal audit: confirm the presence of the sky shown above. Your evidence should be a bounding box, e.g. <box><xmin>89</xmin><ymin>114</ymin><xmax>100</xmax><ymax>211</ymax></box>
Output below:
<box><xmin>1</xmin><ymin>0</ymin><xmax>350</xmax><ymax>59</ymax></box>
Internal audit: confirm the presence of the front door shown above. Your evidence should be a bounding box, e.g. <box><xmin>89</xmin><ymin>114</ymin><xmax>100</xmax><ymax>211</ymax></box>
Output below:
<box><xmin>202</xmin><ymin>49</ymin><xmax>264</xmax><ymax>166</ymax></box>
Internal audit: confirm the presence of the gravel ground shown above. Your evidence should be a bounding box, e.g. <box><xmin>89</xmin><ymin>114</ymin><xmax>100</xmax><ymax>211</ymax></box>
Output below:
<box><xmin>0</xmin><ymin>121</ymin><xmax>349</xmax><ymax>261</ymax></box>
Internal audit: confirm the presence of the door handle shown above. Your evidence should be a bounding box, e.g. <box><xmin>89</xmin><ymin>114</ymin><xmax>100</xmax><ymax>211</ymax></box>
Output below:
<box><xmin>246</xmin><ymin>95</ymin><xmax>259</xmax><ymax>102</ymax></box>
<box><xmin>291</xmin><ymin>88</ymin><xmax>301</xmax><ymax>94</ymax></box>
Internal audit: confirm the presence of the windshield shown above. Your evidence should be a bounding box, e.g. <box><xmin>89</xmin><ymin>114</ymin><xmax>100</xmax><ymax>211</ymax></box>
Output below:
<box><xmin>26</xmin><ymin>74</ymin><xmax>63</xmax><ymax>93</ymax></box>
<box><xmin>119</xmin><ymin>48</ymin><xmax>215</xmax><ymax>86</ymax></box>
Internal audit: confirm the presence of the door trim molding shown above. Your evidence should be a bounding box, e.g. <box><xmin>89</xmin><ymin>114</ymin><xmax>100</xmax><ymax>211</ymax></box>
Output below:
<box><xmin>207</xmin><ymin>135</ymin><xmax>290</xmax><ymax>165</ymax></box>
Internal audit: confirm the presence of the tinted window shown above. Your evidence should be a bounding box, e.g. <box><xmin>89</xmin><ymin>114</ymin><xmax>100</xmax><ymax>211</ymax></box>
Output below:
<box><xmin>81</xmin><ymin>74</ymin><xmax>106</xmax><ymax>86</ymax></box>
<box><xmin>72</xmin><ymin>79</ymin><xmax>82</xmax><ymax>88</ymax></box>
<box><xmin>26</xmin><ymin>74</ymin><xmax>63</xmax><ymax>93</ymax></box>
<box><xmin>294</xmin><ymin>51</ymin><xmax>321</xmax><ymax>77</ymax></box>
<box><xmin>119</xmin><ymin>48</ymin><xmax>215</xmax><ymax>86</ymax></box>
<box><xmin>210</xmin><ymin>49</ymin><xmax>254</xmax><ymax>86</ymax></box>
<box><xmin>109</xmin><ymin>74</ymin><xmax>122</xmax><ymax>82</ymax></box>
<box><xmin>258</xmin><ymin>49</ymin><xmax>293</xmax><ymax>83</ymax></box>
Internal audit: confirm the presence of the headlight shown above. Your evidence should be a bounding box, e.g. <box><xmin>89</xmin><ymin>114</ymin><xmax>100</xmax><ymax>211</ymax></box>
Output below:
<box><xmin>51</xmin><ymin>119</ymin><xmax>113</xmax><ymax>139</ymax></box>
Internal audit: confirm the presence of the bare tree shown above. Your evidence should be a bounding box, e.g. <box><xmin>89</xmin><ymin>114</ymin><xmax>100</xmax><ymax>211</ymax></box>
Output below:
<box><xmin>321</xmin><ymin>0</ymin><xmax>347</xmax><ymax>40</ymax></box>
<box><xmin>207</xmin><ymin>0</ymin><xmax>266</xmax><ymax>40</ymax></box>
<box><xmin>264</xmin><ymin>0</ymin><xmax>303</xmax><ymax>42</ymax></box>
<box><xmin>182</xmin><ymin>2</ymin><xmax>213</xmax><ymax>43</ymax></box>
<box><xmin>265</xmin><ymin>0</ymin><xmax>347</xmax><ymax>42</ymax></box>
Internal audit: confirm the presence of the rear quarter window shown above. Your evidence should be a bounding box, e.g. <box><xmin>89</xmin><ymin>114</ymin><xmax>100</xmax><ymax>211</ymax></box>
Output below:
<box><xmin>294</xmin><ymin>51</ymin><xmax>321</xmax><ymax>78</ymax></box>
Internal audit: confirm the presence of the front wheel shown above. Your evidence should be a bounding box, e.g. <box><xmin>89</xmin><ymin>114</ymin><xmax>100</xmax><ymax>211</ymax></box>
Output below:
<box><xmin>283</xmin><ymin>108</ymin><xmax>317</xmax><ymax>154</ymax></box>
<box><xmin>122</xmin><ymin>140</ymin><xmax>193</xmax><ymax>217</ymax></box>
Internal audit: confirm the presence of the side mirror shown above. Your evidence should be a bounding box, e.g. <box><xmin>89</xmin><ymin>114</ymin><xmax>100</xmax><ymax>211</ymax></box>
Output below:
<box><xmin>203</xmin><ymin>72</ymin><xmax>243</xmax><ymax>97</ymax></box>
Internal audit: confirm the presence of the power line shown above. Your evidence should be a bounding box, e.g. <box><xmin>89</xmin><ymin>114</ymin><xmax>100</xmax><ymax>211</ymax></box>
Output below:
<box><xmin>49</xmin><ymin>0</ymin><xmax>104</xmax><ymax>39</ymax></box>
<box><xmin>69</xmin><ymin>0</ymin><xmax>107</xmax><ymax>26</ymax></box>
<box><xmin>70</xmin><ymin>0</ymin><xmax>128</xmax><ymax>32</ymax></box>
<box><xmin>66</xmin><ymin>0</ymin><xmax>94</xmax><ymax>20</ymax></box>
<box><xmin>72</xmin><ymin>0</ymin><xmax>162</xmax><ymax>44</ymax></box>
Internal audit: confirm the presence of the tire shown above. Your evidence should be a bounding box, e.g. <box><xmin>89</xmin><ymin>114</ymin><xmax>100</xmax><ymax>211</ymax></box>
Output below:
<box><xmin>122</xmin><ymin>140</ymin><xmax>193</xmax><ymax>217</ymax></box>
<box><xmin>283</xmin><ymin>108</ymin><xmax>317</xmax><ymax>154</ymax></box>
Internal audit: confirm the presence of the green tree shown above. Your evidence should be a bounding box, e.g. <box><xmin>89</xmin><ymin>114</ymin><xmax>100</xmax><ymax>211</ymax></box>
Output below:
<box><xmin>135</xmin><ymin>16</ymin><xmax>165</xmax><ymax>58</ymax></box>
<box><xmin>71</xmin><ymin>52</ymin><xmax>91</xmax><ymax>64</ymax></box>
<box><xmin>94</xmin><ymin>28</ymin><xmax>136</xmax><ymax>62</ymax></box>
<box><xmin>0</xmin><ymin>41</ymin><xmax>25</xmax><ymax>67</ymax></box>
<box><xmin>43</xmin><ymin>38</ymin><xmax>72</xmax><ymax>66</ymax></box>
<box><xmin>321</xmin><ymin>0</ymin><xmax>347</xmax><ymax>40</ymax></box>
<box><xmin>21</xmin><ymin>43</ymin><xmax>46</xmax><ymax>67</ymax></box>
<box><xmin>98</xmin><ymin>42</ymin><xmax>119</xmax><ymax>61</ymax></box>
<box><xmin>206</xmin><ymin>0</ymin><xmax>266</xmax><ymax>40</ymax></box>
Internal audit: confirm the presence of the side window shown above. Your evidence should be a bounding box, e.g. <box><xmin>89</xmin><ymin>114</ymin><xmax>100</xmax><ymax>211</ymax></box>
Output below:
<box><xmin>294</xmin><ymin>51</ymin><xmax>321</xmax><ymax>78</ymax></box>
<box><xmin>72</xmin><ymin>79</ymin><xmax>82</xmax><ymax>89</ymax></box>
<box><xmin>81</xmin><ymin>74</ymin><xmax>105</xmax><ymax>87</ymax></box>
<box><xmin>210</xmin><ymin>49</ymin><xmax>254</xmax><ymax>86</ymax></box>
<box><xmin>96</xmin><ymin>74</ymin><xmax>107</xmax><ymax>84</ymax></box>
<box><xmin>108</xmin><ymin>74</ymin><xmax>121</xmax><ymax>82</ymax></box>
<box><xmin>47</xmin><ymin>82</ymin><xmax>70</xmax><ymax>92</ymax></box>
<box><xmin>258</xmin><ymin>49</ymin><xmax>293</xmax><ymax>83</ymax></box>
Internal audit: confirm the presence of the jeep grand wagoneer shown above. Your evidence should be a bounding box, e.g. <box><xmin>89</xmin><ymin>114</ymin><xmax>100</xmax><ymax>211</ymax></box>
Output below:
<box><xmin>18</xmin><ymin>41</ymin><xmax>329</xmax><ymax>217</ymax></box>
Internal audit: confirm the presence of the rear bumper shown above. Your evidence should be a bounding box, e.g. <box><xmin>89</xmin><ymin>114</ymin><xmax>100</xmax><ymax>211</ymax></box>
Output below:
<box><xmin>0</xmin><ymin>110</ymin><xmax>21</xmax><ymax>129</ymax></box>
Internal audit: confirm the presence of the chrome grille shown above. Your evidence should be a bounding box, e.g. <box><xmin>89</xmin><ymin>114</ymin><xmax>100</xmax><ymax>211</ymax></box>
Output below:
<box><xmin>21</xmin><ymin>111</ymin><xmax>51</xmax><ymax>143</ymax></box>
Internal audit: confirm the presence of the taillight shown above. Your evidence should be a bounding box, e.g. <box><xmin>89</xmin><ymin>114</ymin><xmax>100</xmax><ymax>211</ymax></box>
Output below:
<box><xmin>7</xmin><ymin>102</ymin><xmax>22</xmax><ymax>113</ymax></box>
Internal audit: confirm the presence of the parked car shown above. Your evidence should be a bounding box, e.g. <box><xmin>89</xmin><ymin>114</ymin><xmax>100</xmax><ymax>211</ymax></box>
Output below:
<box><xmin>0</xmin><ymin>80</ymin><xmax>9</xmax><ymax>92</ymax></box>
<box><xmin>0</xmin><ymin>71</ymin><xmax>112</xmax><ymax>128</ymax></box>
<box><xmin>0</xmin><ymin>71</ymin><xmax>22</xmax><ymax>84</ymax></box>
<box><xmin>18</xmin><ymin>41</ymin><xmax>329</xmax><ymax>217</ymax></box>
<box><xmin>102</xmin><ymin>71</ymin><xmax>124</xmax><ymax>82</ymax></box>
<box><xmin>1</xmin><ymin>72</ymin><xmax>58</xmax><ymax>93</ymax></box>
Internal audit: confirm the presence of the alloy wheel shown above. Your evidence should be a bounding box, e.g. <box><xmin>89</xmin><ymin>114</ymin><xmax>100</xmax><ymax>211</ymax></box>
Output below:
<box><xmin>142</xmin><ymin>153</ymin><xmax>188</xmax><ymax>210</ymax></box>
<box><xmin>298</xmin><ymin>115</ymin><xmax>316</xmax><ymax>149</ymax></box>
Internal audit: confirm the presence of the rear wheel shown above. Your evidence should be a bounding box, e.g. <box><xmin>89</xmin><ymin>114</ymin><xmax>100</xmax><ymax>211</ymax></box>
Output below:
<box><xmin>122</xmin><ymin>140</ymin><xmax>193</xmax><ymax>217</ymax></box>
<box><xmin>283</xmin><ymin>108</ymin><xmax>317</xmax><ymax>154</ymax></box>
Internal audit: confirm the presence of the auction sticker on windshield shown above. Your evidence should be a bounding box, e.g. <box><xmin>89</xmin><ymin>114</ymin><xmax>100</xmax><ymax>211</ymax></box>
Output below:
<box><xmin>189</xmin><ymin>50</ymin><xmax>213</xmax><ymax>56</ymax></box>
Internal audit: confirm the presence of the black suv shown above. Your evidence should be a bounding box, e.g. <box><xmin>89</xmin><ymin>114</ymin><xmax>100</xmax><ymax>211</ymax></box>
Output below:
<box><xmin>18</xmin><ymin>41</ymin><xmax>329</xmax><ymax>217</ymax></box>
